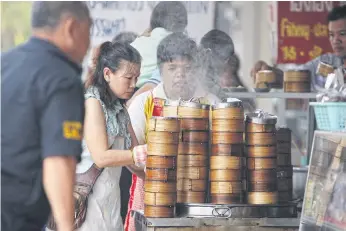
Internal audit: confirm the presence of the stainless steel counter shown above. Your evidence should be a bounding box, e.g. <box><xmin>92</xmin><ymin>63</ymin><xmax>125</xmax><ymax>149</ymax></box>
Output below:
<box><xmin>133</xmin><ymin>210</ymin><xmax>300</xmax><ymax>231</ymax></box>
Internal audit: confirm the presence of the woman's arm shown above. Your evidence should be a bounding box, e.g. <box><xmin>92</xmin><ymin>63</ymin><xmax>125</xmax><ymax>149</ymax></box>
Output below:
<box><xmin>126</xmin><ymin>121</ymin><xmax>145</xmax><ymax>179</ymax></box>
<box><xmin>84</xmin><ymin>98</ymin><xmax>135</xmax><ymax>168</ymax></box>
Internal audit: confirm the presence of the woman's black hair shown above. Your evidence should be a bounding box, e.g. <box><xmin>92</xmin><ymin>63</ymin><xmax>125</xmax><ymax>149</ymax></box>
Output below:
<box><xmin>112</xmin><ymin>31</ymin><xmax>138</xmax><ymax>44</ymax></box>
<box><xmin>150</xmin><ymin>1</ymin><xmax>188</xmax><ymax>32</ymax></box>
<box><xmin>87</xmin><ymin>41</ymin><xmax>141</xmax><ymax>108</ymax></box>
<box><xmin>327</xmin><ymin>5</ymin><xmax>346</xmax><ymax>23</ymax></box>
<box><xmin>200</xmin><ymin>29</ymin><xmax>235</xmax><ymax>61</ymax></box>
<box><xmin>198</xmin><ymin>30</ymin><xmax>256</xmax><ymax>110</ymax></box>
<box><xmin>157</xmin><ymin>32</ymin><xmax>197</xmax><ymax>66</ymax></box>
<box><xmin>198</xmin><ymin>29</ymin><xmax>235</xmax><ymax>91</ymax></box>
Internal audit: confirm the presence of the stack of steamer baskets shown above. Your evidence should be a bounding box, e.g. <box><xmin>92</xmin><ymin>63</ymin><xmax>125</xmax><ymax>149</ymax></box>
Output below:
<box><xmin>163</xmin><ymin>100</ymin><xmax>210</xmax><ymax>204</ymax></box>
<box><xmin>245</xmin><ymin>110</ymin><xmax>278</xmax><ymax>205</ymax></box>
<box><xmin>283</xmin><ymin>70</ymin><xmax>311</xmax><ymax>92</ymax></box>
<box><xmin>144</xmin><ymin>117</ymin><xmax>180</xmax><ymax>218</ymax></box>
<box><xmin>276</xmin><ymin>127</ymin><xmax>293</xmax><ymax>203</ymax></box>
<box><xmin>210</xmin><ymin>98</ymin><xmax>245</xmax><ymax>204</ymax></box>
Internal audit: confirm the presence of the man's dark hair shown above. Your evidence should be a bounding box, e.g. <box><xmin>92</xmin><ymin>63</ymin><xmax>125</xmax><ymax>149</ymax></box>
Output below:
<box><xmin>31</xmin><ymin>1</ymin><xmax>90</xmax><ymax>29</ymax></box>
<box><xmin>327</xmin><ymin>4</ymin><xmax>346</xmax><ymax>22</ymax></box>
<box><xmin>112</xmin><ymin>32</ymin><xmax>138</xmax><ymax>44</ymax></box>
<box><xmin>150</xmin><ymin>1</ymin><xmax>188</xmax><ymax>32</ymax></box>
<box><xmin>157</xmin><ymin>32</ymin><xmax>197</xmax><ymax>66</ymax></box>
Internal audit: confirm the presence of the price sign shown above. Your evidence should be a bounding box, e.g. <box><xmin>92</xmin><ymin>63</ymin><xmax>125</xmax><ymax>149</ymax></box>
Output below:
<box><xmin>276</xmin><ymin>1</ymin><xmax>343</xmax><ymax>64</ymax></box>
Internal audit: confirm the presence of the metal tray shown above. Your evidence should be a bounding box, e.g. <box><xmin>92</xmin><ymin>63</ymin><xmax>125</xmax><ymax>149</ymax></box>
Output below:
<box><xmin>176</xmin><ymin>203</ymin><xmax>298</xmax><ymax>218</ymax></box>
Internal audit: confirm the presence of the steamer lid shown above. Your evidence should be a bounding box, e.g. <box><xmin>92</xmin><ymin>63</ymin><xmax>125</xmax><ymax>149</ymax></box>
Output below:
<box><xmin>245</xmin><ymin>109</ymin><xmax>277</xmax><ymax>125</ymax></box>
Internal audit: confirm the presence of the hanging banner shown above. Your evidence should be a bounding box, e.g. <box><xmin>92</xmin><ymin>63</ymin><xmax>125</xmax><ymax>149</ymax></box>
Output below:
<box><xmin>276</xmin><ymin>1</ymin><xmax>344</xmax><ymax>64</ymax></box>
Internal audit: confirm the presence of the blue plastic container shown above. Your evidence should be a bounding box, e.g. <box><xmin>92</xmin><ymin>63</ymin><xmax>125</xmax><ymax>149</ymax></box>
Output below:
<box><xmin>310</xmin><ymin>102</ymin><xmax>346</xmax><ymax>131</ymax></box>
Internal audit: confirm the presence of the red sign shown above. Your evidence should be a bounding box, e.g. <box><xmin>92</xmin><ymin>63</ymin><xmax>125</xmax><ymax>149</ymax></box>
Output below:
<box><xmin>277</xmin><ymin>1</ymin><xmax>343</xmax><ymax>64</ymax></box>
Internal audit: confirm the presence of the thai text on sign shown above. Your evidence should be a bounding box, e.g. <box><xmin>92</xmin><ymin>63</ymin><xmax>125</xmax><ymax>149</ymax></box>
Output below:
<box><xmin>277</xmin><ymin>1</ymin><xmax>344</xmax><ymax>64</ymax></box>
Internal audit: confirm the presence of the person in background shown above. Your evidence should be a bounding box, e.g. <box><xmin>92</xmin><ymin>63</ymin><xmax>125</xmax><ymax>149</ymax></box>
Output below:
<box><xmin>251</xmin><ymin>4</ymin><xmax>346</xmax><ymax>91</ymax></box>
<box><xmin>86</xmin><ymin>32</ymin><xmax>138</xmax><ymax>89</ymax></box>
<box><xmin>1</xmin><ymin>2</ymin><xmax>91</xmax><ymax>231</ymax></box>
<box><xmin>113</xmin><ymin>31</ymin><xmax>138</xmax><ymax>44</ymax></box>
<box><xmin>198</xmin><ymin>29</ymin><xmax>256</xmax><ymax>111</ymax></box>
<box><xmin>127</xmin><ymin>1</ymin><xmax>188</xmax><ymax>104</ymax></box>
<box><xmin>112</xmin><ymin>31</ymin><xmax>141</xmax><ymax>224</ymax></box>
<box><xmin>125</xmin><ymin>33</ymin><xmax>220</xmax><ymax>231</ymax></box>
<box><xmin>71</xmin><ymin>42</ymin><xmax>147</xmax><ymax>231</ymax></box>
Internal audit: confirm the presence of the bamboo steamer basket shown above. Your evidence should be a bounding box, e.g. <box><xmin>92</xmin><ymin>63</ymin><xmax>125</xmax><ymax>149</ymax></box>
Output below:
<box><xmin>278</xmin><ymin>191</ymin><xmax>293</xmax><ymax>202</ymax></box>
<box><xmin>247</xmin><ymin>169</ymin><xmax>277</xmax><ymax>182</ymax></box>
<box><xmin>180</xmin><ymin>118</ymin><xmax>209</xmax><ymax>131</ymax></box>
<box><xmin>284</xmin><ymin>82</ymin><xmax>310</xmax><ymax>93</ymax></box>
<box><xmin>162</xmin><ymin>100</ymin><xmax>180</xmax><ymax>118</ymax></box>
<box><xmin>144</xmin><ymin>205</ymin><xmax>175</xmax><ymax>218</ymax></box>
<box><xmin>212</xmin><ymin>132</ymin><xmax>243</xmax><ymax>144</ymax></box>
<box><xmin>247</xmin><ymin>157</ymin><xmax>277</xmax><ymax>170</ymax></box>
<box><xmin>148</xmin><ymin>117</ymin><xmax>180</xmax><ymax>132</ymax></box>
<box><xmin>277</xmin><ymin>178</ymin><xmax>293</xmax><ymax>191</ymax></box>
<box><xmin>247</xmin><ymin>192</ymin><xmax>278</xmax><ymax>204</ymax></box>
<box><xmin>144</xmin><ymin>192</ymin><xmax>176</xmax><ymax>206</ymax></box>
<box><xmin>256</xmin><ymin>70</ymin><xmax>276</xmax><ymax>84</ymax></box>
<box><xmin>177</xmin><ymin>179</ymin><xmax>207</xmax><ymax>192</ymax></box>
<box><xmin>281</xmin><ymin>71</ymin><xmax>307</xmax><ymax>93</ymax></box>
<box><xmin>146</xmin><ymin>168</ymin><xmax>177</xmax><ymax>181</ymax></box>
<box><xmin>146</xmin><ymin>156</ymin><xmax>176</xmax><ymax>169</ymax></box>
<box><xmin>144</xmin><ymin>180</ymin><xmax>176</xmax><ymax>193</ymax></box>
<box><xmin>181</xmin><ymin>131</ymin><xmax>209</xmax><ymax>143</ymax></box>
<box><xmin>212</xmin><ymin>119</ymin><xmax>244</xmax><ymax>132</ymax></box>
<box><xmin>284</xmin><ymin>70</ymin><xmax>310</xmax><ymax>82</ymax></box>
<box><xmin>246</xmin><ymin>132</ymin><xmax>276</xmax><ymax>145</ymax></box>
<box><xmin>147</xmin><ymin>131</ymin><xmax>179</xmax><ymax>144</ymax></box>
<box><xmin>210</xmin><ymin>193</ymin><xmax>244</xmax><ymax>204</ymax></box>
<box><xmin>147</xmin><ymin>143</ymin><xmax>178</xmax><ymax>157</ymax></box>
<box><xmin>277</xmin><ymin>154</ymin><xmax>291</xmax><ymax>166</ymax></box>
<box><xmin>163</xmin><ymin>100</ymin><xmax>210</xmax><ymax>119</ymax></box>
<box><xmin>177</xmin><ymin>191</ymin><xmax>205</xmax><ymax>203</ymax></box>
<box><xmin>178</xmin><ymin>142</ymin><xmax>208</xmax><ymax>155</ymax></box>
<box><xmin>211</xmin><ymin>144</ymin><xmax>243</xmax><ymax>156</ymax></box>
<box><xmin>245</xmin><ymin>110</ymin><xmax>277</xmax><ymax>127</ymax></box>
<box><xmin>316</xmin><ymin>62</ymin><xmax>334</xmax><ymax>78</ymax></box>
<box><xmin>277</xmin><ymin>166</ymin><xmax>293</xmax><ymax>178</ymax></box>
<box><xmin>276</xmin><ymin>127</ymin><xmax>291</xmax><ymax>143</ymax></box>
<box><xmin>246</xmin><ymin>123</ymin><xmax>276</xmax><ymax>133</ymax></box>
<box><xmin>212</xmin><ymin>99</ymin><xmax>244</xmax><ymax>120</ymax></box>
<box><xmin>245</xmin><ymin>145</ymin><xmax>277</xmax><ymax>158</ymax></box>
<box><xmin>177</xmin><ymin>154</ymin><xmax>208</xmax><ymax>167</ymax></box>
<box><xmin>210</xmin><ymin>181</ymin><xmax>243</xmax><ymax>194</ymax></box>
<box><xmin>210</xmin><ymin>156</ymin><xmax>244</xmax><ymax>170</ymax></box>
<box><xmin>177</xmin><ymin>167</ymin><xmax>208</xmax><ymax>180</ymax></box>
<box><xmin>247</xmin><ymin>182</ymin><xmax>278</xmax><ymax>192</ymax></box>
<box><xmin>277</xmin><ymin>142</ymin><xmax>291</xmax><ymax>154</ymax></box>
<box><xmin>210</xmin><ymin>169</ymin><xmax>245</xmax><ymax>181</ymax></box>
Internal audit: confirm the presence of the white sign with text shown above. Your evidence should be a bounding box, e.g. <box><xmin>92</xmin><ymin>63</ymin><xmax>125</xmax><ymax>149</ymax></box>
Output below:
<box><xmin>87</xmin><ymin>1</ymin><xmax>216</xmax><ymax>45</ymax></box>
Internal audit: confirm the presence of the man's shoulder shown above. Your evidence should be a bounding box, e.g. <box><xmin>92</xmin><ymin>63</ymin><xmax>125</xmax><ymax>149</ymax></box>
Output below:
<box><xmin>308</xmin><ymin>53</ymin><xmax>341</xmax><ymax>67</ymax></box>
<box><xmin>128</xmin><ymin>90</ymin><xmax>152</xmax><ymax>111</ymax></box>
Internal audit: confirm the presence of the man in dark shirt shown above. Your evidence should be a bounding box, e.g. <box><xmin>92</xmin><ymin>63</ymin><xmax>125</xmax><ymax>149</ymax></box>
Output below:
<box><xmin>1</xmin><ymin>2</ymin><xmax>91</xmax><ymax>231</ymax></box>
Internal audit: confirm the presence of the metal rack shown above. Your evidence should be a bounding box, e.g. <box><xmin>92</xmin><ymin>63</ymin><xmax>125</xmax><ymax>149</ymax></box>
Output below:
<box><xmin>133</xmin><ymin>210</ymin><xmax>300</xmax><ymax>231</ymax></box>
<box><xmin>223</xmin><ymin>92</ymin><xmax>317</xmax><ymax>164</ymax></box>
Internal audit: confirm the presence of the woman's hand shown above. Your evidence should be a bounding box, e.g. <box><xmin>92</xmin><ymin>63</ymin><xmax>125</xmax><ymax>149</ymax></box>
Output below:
<box><xmin>132</xmin><ymin>144</ymin><xmax>147</xmax><ymax>168</ymax></box>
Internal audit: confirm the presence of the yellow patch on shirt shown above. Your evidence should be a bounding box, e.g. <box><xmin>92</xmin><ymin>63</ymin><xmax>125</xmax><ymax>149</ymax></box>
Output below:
<box><xmin>63</xmin><ymin>121</ymin><xmax>82</xmax><ymax>140</ymax></box>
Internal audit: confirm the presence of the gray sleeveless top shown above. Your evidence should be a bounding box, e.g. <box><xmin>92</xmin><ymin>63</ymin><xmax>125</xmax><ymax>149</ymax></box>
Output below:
<box><xmin>76</xmin><ymin>86</ymin><xmax>132</xmax><ymax>173</ymax></box>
